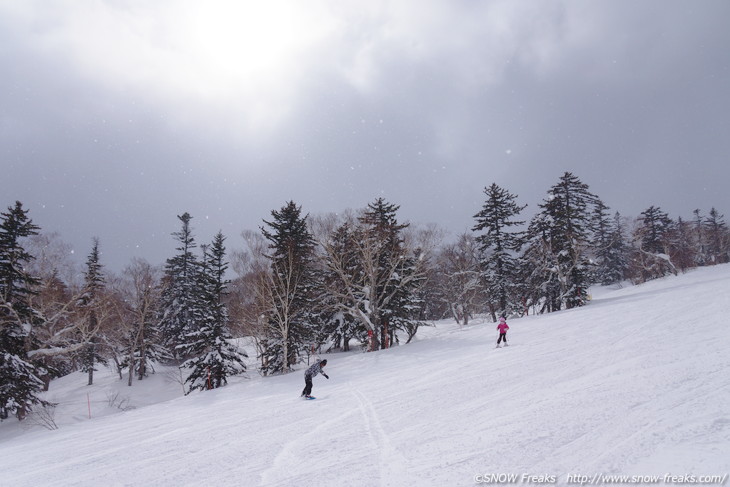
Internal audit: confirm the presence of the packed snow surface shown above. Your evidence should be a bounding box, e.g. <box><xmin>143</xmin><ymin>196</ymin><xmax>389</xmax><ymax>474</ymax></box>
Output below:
<box><xmin>1</xmin><ymin>265</ymin><xmax>729</xmax><ymax>486</ymax></box>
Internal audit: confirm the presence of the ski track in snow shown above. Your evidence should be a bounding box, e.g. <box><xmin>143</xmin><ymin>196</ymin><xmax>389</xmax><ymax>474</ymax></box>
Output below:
<box><xmin>1</xmin><ymin>264</ymin><xmax>729</xmax><ymax>486</ymax></box>
<box><xmin>350</xmin><ymin>383</ymin><xmax>412</xmax><ymax>486</ymax></box>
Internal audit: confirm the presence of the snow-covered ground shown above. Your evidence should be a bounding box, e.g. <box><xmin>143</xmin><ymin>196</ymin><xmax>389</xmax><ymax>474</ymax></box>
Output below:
<box><xmin>1</xmin><ymin>265</ymin><xmax>729</xmax><ymax>487</ymax></box>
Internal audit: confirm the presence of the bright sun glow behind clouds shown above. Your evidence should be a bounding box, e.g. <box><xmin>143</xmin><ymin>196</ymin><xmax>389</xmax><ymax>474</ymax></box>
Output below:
<box><xmin>178</xmin><ymin>2</ymin><xmax>334</xmax><ymax>94</ymax></box>
<box><xmin>11</xmin><ymin>0</ymin><xmax>339</xmax><ymax>137</ymax></box>
<box><xmin>5</xmin><ymin>0</ymin><xmax>648</xmax><ymax>143</ymax></box>
<box><xmin>6</xmin><ymin>0</ymin><xmax>576</xmax><ymax>142</ymax></box>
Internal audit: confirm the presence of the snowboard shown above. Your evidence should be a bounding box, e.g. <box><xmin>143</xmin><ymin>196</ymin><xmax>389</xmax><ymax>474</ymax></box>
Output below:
<box><xmin>302</xmin><ymin>395</ymin><xmax>316</xmax><ymax>400</ymax></box>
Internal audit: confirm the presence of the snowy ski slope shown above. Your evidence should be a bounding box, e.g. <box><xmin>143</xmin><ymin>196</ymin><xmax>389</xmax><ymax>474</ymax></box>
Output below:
<box><xmin>1</xmin><ymin>264</ymin><xmax>729</xmax><ymax>486</ymax></box>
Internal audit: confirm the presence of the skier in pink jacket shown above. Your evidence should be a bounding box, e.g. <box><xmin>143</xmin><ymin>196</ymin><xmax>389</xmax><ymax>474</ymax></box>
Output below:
<box><xmin>496</xmin><ymin>316</ymin><xmax>509</xmax><ymax>348</ymax></box>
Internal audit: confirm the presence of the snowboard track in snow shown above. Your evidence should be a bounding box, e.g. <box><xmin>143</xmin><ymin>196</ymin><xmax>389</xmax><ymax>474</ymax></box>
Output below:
<box><xmin>258</xmin><ymin>401</ymin><xmax>359</xmax><ymax>486</ymax></box>
<box><xmin>350</xmin><ymin>383</ymin><xmax>412</xmax><ymax>486</ymax></box>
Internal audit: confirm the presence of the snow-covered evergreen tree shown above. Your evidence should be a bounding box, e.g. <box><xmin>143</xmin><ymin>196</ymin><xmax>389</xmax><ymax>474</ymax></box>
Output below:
<box><xmin>628</xmin><ymin>206</ymin><xmax>677</xmax><ymax>282</ymax></box>
<box><xmin>259</xmin><ymin>202</ymin><xmax>319</xmax><ymax>375</ymax></box>
<box><xmin>638</xmin><ymin>206</ymin><xmax>673</xmax><ymax>254</ymax></box>
<box><xmin>361</xmin><ymin>198</ymin><xmax>425</xmax><ymax>347</ymax></box>
<box><xmin>383</xmin><ymin>237</ymin><xmax>427</xmax><ymax>345</ymax></box>
<box><xmin>77</xmin><ymin>238</ymin><xmax>108</xmax><ymax>386</ymax></box>
<box><xmin>692</xmin><ymin>209</ymin><xmax>708</xmax><ymax>266</ymax></box>
<box><xmin>520</xmin><ymin>211</ymin><xmax>562</xmax><ymax>314</ymax></box>
<box><xmin>0</xmin><ymin>201</ymin><xmax>46</xmax><ymax>420</ymax></box>
<box><xmin>320</xmin><ymin>199</ymin><xmax>427</xmax><ymax>350</ymax></box>
<box><xmin>319</xmin><ymin>221</ymin><xmax>364</xmax><ymax>352</ymax></box>
<box><xmin>601</xmin><ymin>212</ymin><xmax>631</xmax><ymax>285</ymax></box>
<box><xmin>181</xmin><ymin>232</ymin><xmax>246</xmax><ymax>392</ymax></box>
<box><xmin>521</xmin><ymin>173</ymin><xmax>599</xmax><ymax>311</ymax></box>
<box><xmin>472</xmin><ymin>183</ymin><xmax>526</xmax><ymax>319</ymax></box>
<box><xmin>590</xmin><ymin>202</ymin><xmax>632</xmax><ymax>286</ymax></box>
<box><xmin>158</xmin><ymin>213</ymin><xmax>204</xmax><ymax>362</ymax></box>
<box><xmin>704</xmin><ymin>207</ymin><xmax>729</xmax><ymax>264</ymax></box>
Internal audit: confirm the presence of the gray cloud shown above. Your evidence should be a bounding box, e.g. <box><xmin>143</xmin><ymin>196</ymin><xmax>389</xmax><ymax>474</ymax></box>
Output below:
<box><xmin>2</xmin><ymin>0</ymin><xmax>729</xmax><ymax>271</ymax></box>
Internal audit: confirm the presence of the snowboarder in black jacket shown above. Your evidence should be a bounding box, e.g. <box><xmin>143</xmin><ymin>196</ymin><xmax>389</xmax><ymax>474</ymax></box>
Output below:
<box><xmin>301</xmin><ymin>359</ymin><xmax>329</xmax><ymax>398</ymax></box>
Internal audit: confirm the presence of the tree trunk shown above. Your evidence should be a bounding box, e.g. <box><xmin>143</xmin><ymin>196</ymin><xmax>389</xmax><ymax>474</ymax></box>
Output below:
<box><xmin>138</xmin><ymin>340</ymin><xmax>147</xmax><ymax>380</ymax></box>
<box><xmin>87</xmin><ymin>342</ymin><xmax>94</xmax><ymax>386</ymax></box>
<box><xmin>127</xmin><ymin>346</ymin><xmax>135</xmax><ymax>386</ymax></box>
<box><xmin>451</xmin><ymin>303</ymin><xmax>462</xmax><ymax>325</ymax></box>
<box><xmin>282</xmin><ymin>337</ymin><xmax>289</xmax><ymax>374</ymax></box>
<box><xmin>488</xmin><ymin>303</ymin><xmax>497</xmax><ymax>323</ymax></box>
<box><xmin>114</xmin><ymin>356</ymin><xmax>123</xmax><ymax>380</ymax></box>
<box><xmin>369</xmin><ymin>330</ymin><xmax>380</xmax><ymax>351</ymax></box>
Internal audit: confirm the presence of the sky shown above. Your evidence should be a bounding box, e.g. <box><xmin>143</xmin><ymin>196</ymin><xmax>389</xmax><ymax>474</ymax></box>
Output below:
<box><xmin>2</xmin><ymin>0</ymin><xmax>729</xmax><ymax>272</ymax></box>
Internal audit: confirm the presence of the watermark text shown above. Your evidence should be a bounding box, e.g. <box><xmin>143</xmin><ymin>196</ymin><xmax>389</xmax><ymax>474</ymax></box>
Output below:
<box><xmin>473</xmin><ymin>473</ymin><xmax>728</xmax><ymax>485</ymax></box>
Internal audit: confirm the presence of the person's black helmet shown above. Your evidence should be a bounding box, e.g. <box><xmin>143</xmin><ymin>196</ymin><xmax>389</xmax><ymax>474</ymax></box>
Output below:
<box><xmin>320</xmin><ymin>359</ymin><xmax>328</xmax><ymax>366</ymax></box>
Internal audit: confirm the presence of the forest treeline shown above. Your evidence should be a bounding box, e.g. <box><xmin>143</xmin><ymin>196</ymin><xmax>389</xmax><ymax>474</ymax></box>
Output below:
<box><xmin>1</xmin><ymin>171</ymin><xmax>728</xmax><ymax>421</ymax></box>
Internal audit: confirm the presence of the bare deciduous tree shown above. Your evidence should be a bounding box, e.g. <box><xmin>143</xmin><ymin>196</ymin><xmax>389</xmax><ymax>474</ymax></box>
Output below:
<box><xmin>119</xmin><ymin>258</ymin><xmax>162</xmax><ymax>385</ymax></box>
<box><xmin>436</xmin><ymin>233</ymin><xmax>485</xmax><ymax>325</ymax></box>
<box><xmin>229</xmin><ymin>230</ymin><xmax>272</xmax><ymax>370</ymax></box>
